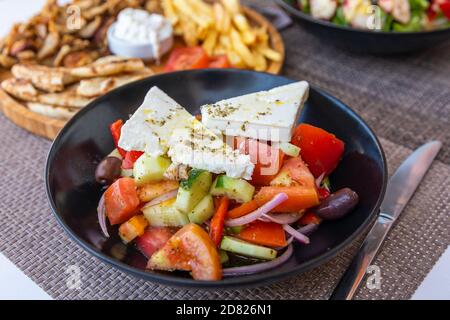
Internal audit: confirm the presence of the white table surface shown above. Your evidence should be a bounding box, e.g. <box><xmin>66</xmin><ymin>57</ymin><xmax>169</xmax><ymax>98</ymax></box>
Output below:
<box><xmin>0</xmin><ymin>0</ymin><xmax>448</xmax><ymax>300</ymax></box>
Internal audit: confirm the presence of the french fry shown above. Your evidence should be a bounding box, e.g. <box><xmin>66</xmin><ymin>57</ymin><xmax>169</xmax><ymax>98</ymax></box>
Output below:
<box><xmin>230</xmin><ymin>28</ymin><xmax>254</xmax><ymax>68</ymax></box>
<box><xmin>257</xmin><ymin>45</ymin><xmax>283</xmax><ymax>62</ymax></box>
<box><xmin>173</xmin><ymin>0</ymin><xmax>212</xmax><ymax>29</ymax></box>
<box><xmin>179</xmin><ymin>18</ymin><xmax>199</xmax><ymax>46</ymax></box>
<box><xmin>161</xmin><ymin>0</ymin><xmax>179</xmax><ymax>25</ymax></box>
<box><xmin>226</xmin><ymin>49</ymin><xmax>245</xmax><ymax>68</ymax></box>
<box><xmin>219</xmin><ymin>34</ymin><xmax>231</xmax><ymax>50</ymax></box>
<box><xmin>221</xmin><ymin>0</ymin><xmax>241</xmax><ymax>15</ymax></box>
<box><xmin>252</xmin><ymin>49</ymin><xmax>267</xmax><ymax>72</ymax></box>
<box><xmin>202</xmin><ymin>30</ymin><xmax>218</xmax><ymax>56</ymax></box>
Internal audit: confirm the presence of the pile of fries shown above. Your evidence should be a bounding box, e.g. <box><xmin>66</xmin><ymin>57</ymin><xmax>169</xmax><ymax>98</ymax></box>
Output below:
<box><xmin>0</xmin><ymin>0</ymin><xmax>155</xmax><ymax>69</ymax></box>
<box><xmin>162</xmin><ymin>0</ymin><xmax>282</xmax><ymax>71</ymax></box>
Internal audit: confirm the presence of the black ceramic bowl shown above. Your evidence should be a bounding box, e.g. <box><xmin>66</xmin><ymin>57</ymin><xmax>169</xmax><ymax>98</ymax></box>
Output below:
<box><xmin>275</xmin><ymin>0</ymin><xmax>450</xmax><ymax>54</ymax></box>
<box><xmin>46</xmin><ymin>69</ymin><xmax>387</xmax><ymax>289</ymax></box>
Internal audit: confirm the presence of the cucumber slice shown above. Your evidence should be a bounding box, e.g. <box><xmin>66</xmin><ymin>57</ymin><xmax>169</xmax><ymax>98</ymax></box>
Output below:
<box><xmin>133</xmin><ymin>153</ymin><xmax>171</xmax><ymax>186</ymax></box>
<box><xmin>188</xmin><ymin>194</ymin><xmax>215</xmax><ymax>224</ymax></box>
<box><xmin>175</xmin><ymin>169</ymin><xmax>212</xmax><ymax>213</ymax></box>
<box><xmin>220</xmin><ymin>236</ymin><xmax>277</xmax><ymax>260</ymax></box>
<box><xmin>219</xmin><ymin>250</ymin><xmax>229</xmax><ymax>264</ymax></box>
<box><xmin>143</xmin><ymin>198</ymin><xmax>189</xmax><ymax>227</ymax></box>
<box><xmin>280</xmin><ymin>142</ymin><xmax>300</xmax><ymax>157</ymax></box>
<box><xmin>211</xmin><ymin>175</ymin><xmax>255</xmax><ymax>203</ymax></box>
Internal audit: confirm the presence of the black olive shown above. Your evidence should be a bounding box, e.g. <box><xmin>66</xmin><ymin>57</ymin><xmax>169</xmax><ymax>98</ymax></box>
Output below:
<box><xmin>95</xmin><ymin>156</ymin><xmax>122</xmax><ymax>185</ymax></box>
<box><xmin>315</xmin><ymin>188</ymin><xmax>359</xmax><ymax>221</ymax></box>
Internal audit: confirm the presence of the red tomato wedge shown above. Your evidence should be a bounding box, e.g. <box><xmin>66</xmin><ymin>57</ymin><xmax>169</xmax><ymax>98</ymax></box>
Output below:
<box><xmin>209</xmin><ymin>197</ymin><xmax>229</xmax><ymax>246</ymax></box>
<box><xmin>298</xmin><ymin>212</ymin><xmax>322</xmax><ymax>225</ymax></box>
<box><xmin>109</xmin><ymin>119</ymin><xmax>143</xmax><ymax>169</ymax></box>
<box><xmin>164</xmin><ymin>47</ymin><xmax>209</xmax><ymax>72</ymax></box>
<box><xmin>109</xmin><ymin>119</ymin><xmax>127</xmax><ymax>158</ymax></box>
<box><xmin>148</xmin><ymin>224</ymin><xmax>222</xmax><ymax>281</ymax></box>
<box><xmin>104</xmin><ymin>177</ymin><xmax>140</xmax><ymax>225</ymax></box>
<box><xmin>291</xmin><ymin>124</ymin><xmax>344</xmax><ymax>178</ymax></box>
<box><xmin>271</xmin><ymin>156</ymin><xmax>316</xmax><ymax>188</ymax></box>
<box><xmin>208</xmin><ymin>55</ymin><xmax>231</xmax><ymax>68</ymax></box>
<box><xmin>238</xmin><ymin>138</ymin><xmax>284</xmax><ymax>186</ymax></box>
<box><xmin>122</xmin><ymin>150</ymin><xmax>144</xmax><ymax>170</ymax></box>
<box><xmin>237</xmin><ymin>220</ymin><xmax>286</xmax><ymax>248</ymax></box>
<box><xmin>136</xmin><ymin>227</ymin><xmax>176</xmax><ymax>258</ymax></box>
<box><xmin>255</xmin><ymin>186</ymin><xmax>319</xmax><ymax>213</ymax></box>
<box><xmin>440</xmin><ymin>1</ymin><xmax>450</xmax><ymax>19</ymax></box>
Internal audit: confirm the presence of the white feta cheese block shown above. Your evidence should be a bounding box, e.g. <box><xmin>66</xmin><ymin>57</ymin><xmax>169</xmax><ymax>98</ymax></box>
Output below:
<box><xmin>167</xmin><ymin>123</ymin><xmax>254</xmax><ymax>180</ymax></box>
<box><xmin>118</xmin><ymin>86</ymin><xmax>254</xmax><ymax>179</ymax></box>
<box><xmin>118</xmin><ymin>86</ymin><xmax>193</xmax><ymax>157</ymax></box>
<box><xmin>200</xmin><ymin>81</ymin><xmax>309</xmax><ymax>142</ymax></box>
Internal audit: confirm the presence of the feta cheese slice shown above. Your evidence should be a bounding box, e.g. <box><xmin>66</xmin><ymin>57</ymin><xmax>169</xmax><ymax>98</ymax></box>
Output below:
<box><xmin>200</xmin><ymin>81</ymin><xmax>309</xmax><ymax>142</ymax></box>
<box><xmin>168</xmin><ymin>124</ymin><xmax>254</xmax><ymax>180</ymax></box>
<box><xmin>118</xmin><ymin>86</ymin><xmax>193</xmax><ymax>157</ymax></box>
<box><xmin>118</xmin><ymin>86</ymin><xmax>254</xmax><ymax>179</ymax></box>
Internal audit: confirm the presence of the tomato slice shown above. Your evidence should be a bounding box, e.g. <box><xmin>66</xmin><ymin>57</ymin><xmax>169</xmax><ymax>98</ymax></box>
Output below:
<box><xmin>148</xmin><ymin>224</ymin><xmax>222</xmax><ymax>281</ymax></box>
<box><xmin>237</xmin><ymin>220</ymin><xmax>286</xmax><ymax>248</ymax></box>
<box><xmin>255</xmin><ymin>186</ymin><xmax>319</xmax><ymax>212</ymax></box>
<box><xmin>238</xmin><ymin>138</ymin><xmax>284</xmax><ymax>186</ymax></box>
<box><xmin>272</xmin><ymin>156</ymin><xmax>316</xmax><ymax>188</ymax></box>
<box><xmin>298</xmin><ymin>212</ymin><xmax>322</xmax><ymax>225</ymax></box>
<box><xmin>104</xmin><ymin>177</ymin><xmax>140</xmax><ymax>225</ymax></box>
<box><xmin>208</xmin><ymin>55</ymin><xmax>231</xmax><ymax>68</ymax></box>
<box><xmin>291</xmin><ymin>124</ymin><xmax>344</xmax><ymax>178</ymax></box>
<box><xmin>136</xmin><ymin>227</ymin><xmax>176</xmax><ymax>258</ymax></box>
<box><xmin>122</xmin><ymin>150</ymin><xmax>144</xmax><ymax>170</ymax></box>
<box><xmin>440</xmin><ymin>1</ymin><xmax>450</xmax><ymax>19</ymax></box>
<box><xmin>109</xmin><ymin>120</ymin><xmax>127</xmax><ymax>158</ymax></box>
<box><xmin>164</xmin><ymin>47</ymin><xmax>209</xmax><ymax>72</ymax></box>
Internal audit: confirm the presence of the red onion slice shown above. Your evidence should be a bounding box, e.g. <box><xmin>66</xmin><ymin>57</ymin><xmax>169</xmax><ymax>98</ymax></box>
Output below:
<box><xmin>97</xmin><ymin>193</ymin><xmax>109</xmax><ymax>238</ymax></box>
<box><xmin>298</xmin><ymin>223</ymin><xmax>319</xmax><ymax>236</ymax></box>
<box><xmin>224</xmin><ymin>193</ymin><xmax>288</xmax><ymax>227</ymax></box>
<box><xmin>223</xmin><ymin>245</ymin><xmax>293</xmax><ymax>276</ymax></box>
<box><xmin>315</xmin><ymin>172</ymin><xmax>326</xmax><ymax>188</ymax></box>
<box><xmin>142</xmin><ymin>189</ymin><xmax>178</xmax><ymax>209</ymax></box>
<box><xmin>283</xmin><ymin>224</ymin><xmax>309</xmax><ymax>244</ymax></box>
<box><xmin>260</xmin><ymin>212</ymin><xmax>303</xmax><ymax>225</ymax></box>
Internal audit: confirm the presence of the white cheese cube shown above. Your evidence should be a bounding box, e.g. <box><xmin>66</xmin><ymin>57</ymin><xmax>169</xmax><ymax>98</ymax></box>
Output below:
<box><xmin>200</xmin><ymin>81</ymin><xmax>309</xmax><ymax>142</ymax></box>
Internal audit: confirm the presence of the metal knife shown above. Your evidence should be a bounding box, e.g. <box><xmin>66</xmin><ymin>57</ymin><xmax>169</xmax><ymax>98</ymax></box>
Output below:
<box><xmin>329</xmin><ymin>141</ymin><xmax>442</xmax><ymax>300</ymax></box>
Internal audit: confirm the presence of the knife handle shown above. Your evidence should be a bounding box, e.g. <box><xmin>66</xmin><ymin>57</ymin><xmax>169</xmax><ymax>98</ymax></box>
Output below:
<box><xmin>329</xmin><ymin>214</ymin><xmax>394</xmax><ymax>300</ymax></box>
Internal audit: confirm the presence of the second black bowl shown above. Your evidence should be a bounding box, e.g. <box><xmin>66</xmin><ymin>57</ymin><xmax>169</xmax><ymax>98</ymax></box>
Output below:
<box><xmin>275</xmin><ymin>0</ymin><xmax>450</xmax><ymax>54</ymax></box>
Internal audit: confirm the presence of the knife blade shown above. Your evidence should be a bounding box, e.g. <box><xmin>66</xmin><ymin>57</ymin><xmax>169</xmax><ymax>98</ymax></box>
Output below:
<box><xmin>329</xmin><ymin>141</ymin><xmax>442</xmax><ymax>300</ymax></box>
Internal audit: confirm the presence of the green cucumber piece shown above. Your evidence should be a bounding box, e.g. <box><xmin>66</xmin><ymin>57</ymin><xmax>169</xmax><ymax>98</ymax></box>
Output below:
<box><xmin>210</xmin><ymin>175</ymin><xmax>255</xmax><ymax>203</ymax></box>
<box><xmin>175</xmin><ymin>169</ymin><xmax>212</xmax><ymax>213</ymax></box>
<box><xmin>143</xmin><ymin>199</ymin><xmax>189</xmax><ymax>227</ymax></box>
<box><xmin>219</xmin><ymin>250</ymin><xmax>229</xmax><ymax>264</ymax></box>
<box><xmin>188</xmin><ymin>194</ymin><xmax>215</xmax><ymax>224</ymax></box>
<box><xmin>133</xmin><ymin>153</ymin><xmax>171</xmax><ymax>186</ymax></box>
<box><xmin>279</xmin><ymin>142</ymin><xmax>300</xmax><ymax>157</ymax></box>
<box><xmin>225</xmin><ymin>226</ymin><xmax>244</xmax><ymax>235</ymax></box>
<box><xmin>220</xmin><ymin>236</ymin><xmax>277</xmax><ymax>260</ymax></box>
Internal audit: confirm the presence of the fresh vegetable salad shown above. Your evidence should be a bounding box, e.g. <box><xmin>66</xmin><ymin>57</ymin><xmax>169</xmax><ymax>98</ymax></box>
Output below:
<box><xmin>95</xmin><ymin>82</ymin><xmax>359</xmax><ymax>281</ymax></box>
<box><xmin>296</xmin><ymin>0</ymin><xmax>450</xmax><ymax>31</ymax></box>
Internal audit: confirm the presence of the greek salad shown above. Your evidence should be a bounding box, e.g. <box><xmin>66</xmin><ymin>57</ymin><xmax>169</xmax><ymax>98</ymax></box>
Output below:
<box><xmin>95</xmin><ymin>82</ymin><xmax>359</xmax><ymax>281</ymax></box>
<box><xmin>296</xmin><ymin>0</ymin><xmax>450</xmax><ymax>31</ymax></box>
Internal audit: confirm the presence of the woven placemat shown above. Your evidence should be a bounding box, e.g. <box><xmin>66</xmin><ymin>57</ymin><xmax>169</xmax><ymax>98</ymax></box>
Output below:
<box><xmin>0</xmin><ymin>114</ymin><xmax>448</xmax><ymax>299</ymax></box>
<box><xmin>0</xmin><ymin>0</ymin><xmax>449</xmax><ymax>299</ymax></box>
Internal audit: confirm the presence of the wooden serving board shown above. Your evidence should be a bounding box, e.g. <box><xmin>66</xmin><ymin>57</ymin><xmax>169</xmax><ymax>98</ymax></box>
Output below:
<box><xmin>0</xmin><ymin>6</ymin><xmax>285</xmax><ymax>140</ymax></box>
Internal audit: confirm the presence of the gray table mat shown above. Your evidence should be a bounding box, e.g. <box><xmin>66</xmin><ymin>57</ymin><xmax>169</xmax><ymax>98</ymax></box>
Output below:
<box><xmin>0</xmin><ymin>0</ymin><xmax>449</xmax><ymax>300</ymax></box>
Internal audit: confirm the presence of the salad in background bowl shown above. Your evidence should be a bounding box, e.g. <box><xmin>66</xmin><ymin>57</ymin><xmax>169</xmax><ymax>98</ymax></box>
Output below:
<box><xmin>297</xmin><ymin>0</ymin><xmax>450</xmax><ymax>32</ymax></box>
<box><xmin>275</xmin><ymin>0</ymin><xmax>450</xmax><ymax>53</ymax></box>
